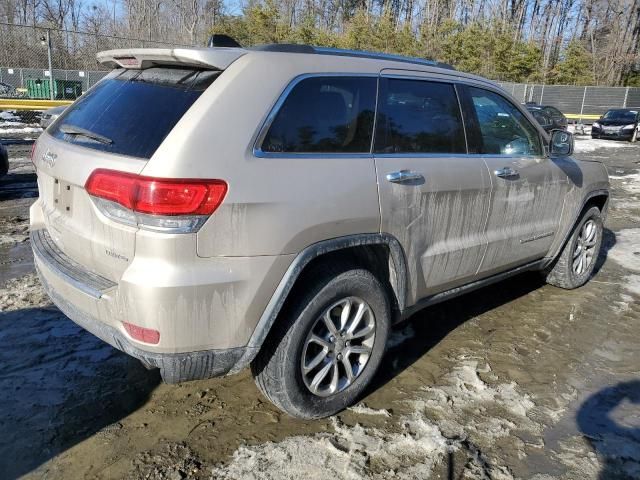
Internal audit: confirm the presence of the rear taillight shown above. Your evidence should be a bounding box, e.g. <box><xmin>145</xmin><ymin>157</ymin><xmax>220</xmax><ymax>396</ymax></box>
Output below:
<box><xmin>85</xmin><ymin>169</ymin><xmax>227</xmax><ymax>233</ymax></box>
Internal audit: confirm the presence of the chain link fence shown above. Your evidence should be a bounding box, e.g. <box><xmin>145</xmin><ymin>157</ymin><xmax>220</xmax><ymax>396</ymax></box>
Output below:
<box><xmin>0</xmin><ymin>23</ymin><xmax>194</xmax><ymax>100</ymax></box>
<box><xmin>0</xmin><ymin>22</ymin><xmax>638</xmax><ymax>125</ymax></box>
<box><xmin>498</xmin><ymin>82</ymin><xmax>640</xmax><ymax>123</ymax></box>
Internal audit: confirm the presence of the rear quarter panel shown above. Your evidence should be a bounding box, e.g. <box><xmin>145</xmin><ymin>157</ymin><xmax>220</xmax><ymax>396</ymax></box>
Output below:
<box><xmin>140</xmin><ymin>52</ymin><xmax>383</xmax><ymax>258</ymax></box>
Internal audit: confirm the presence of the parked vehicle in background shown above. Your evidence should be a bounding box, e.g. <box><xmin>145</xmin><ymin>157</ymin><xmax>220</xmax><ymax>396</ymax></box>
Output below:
<box><xmin>40</xmin><ymin>105</ymin><xmax>67</xmax><ymax>129</ymax></box>
<box><xmin>527</xmin><ymin>108</ymin><xmax>553</xmax><ymax>132</ymax></box>
<box><xmin>591</xmin><ymin>109</ymin><xmax>639</xmax><ymax>142</ymax></box>
<box><xmin>0</xmin><ymin>82</ymin><xmax>20</xmax><ymax>98</ymax></box>
<box><xmin>525</xmin><ymin>103</ymin><xmax>568</xmax><ymax>132</ymax></box>
<box><xmin>0</xmin><ymin>143</ymin><xmax>8</xmax><ymax>177</ymax></box>
<box><xmin>30</xmin><ymin>45</ymin><xmax>610</xmax><ymax>419</ymax></box>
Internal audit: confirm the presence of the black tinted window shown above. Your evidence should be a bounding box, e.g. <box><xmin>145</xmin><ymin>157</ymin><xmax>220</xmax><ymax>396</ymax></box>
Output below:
<box><xmin>50</xmin><ymin>67</ymin><xmax>218</xmax><ymax>159</ymax></box>
<box><xmin>544</xmin><ymin>107</ymin><xmax>565</xmax><ymax>122</ymax></box>
<box><xmin>374</xmin><ymin>79</ymin><xmax>465</xmax><ymax>154</ymax></box>
<box><xmin>468</xmin><ymin>87</ymin><xmax>542</xmax><ymax>156</ymax></box>
<box><xmin>530</xmin><ymin>110</ymin><xmax>551</xmax><ymax>127</ymax></box>
<box><xmin>603</xmin><ymin>109</ymin><xmax>637</xmax><ymax>122</ymax></box>
<box><xmin>261</xmin><ymin>77</ymin><xmax>376</xmax><ymax>153</ymax></box>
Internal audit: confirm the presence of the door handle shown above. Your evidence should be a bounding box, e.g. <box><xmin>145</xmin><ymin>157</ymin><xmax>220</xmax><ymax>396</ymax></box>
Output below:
<box><xmin>494</xmin><ymin>167</ymin><xmax>519</xmax><ymax>179</ymax></box>
<box><xmin>386</xmin><ymin>170</ymin><xmax>425</xmax><ymax>184</ymax></box>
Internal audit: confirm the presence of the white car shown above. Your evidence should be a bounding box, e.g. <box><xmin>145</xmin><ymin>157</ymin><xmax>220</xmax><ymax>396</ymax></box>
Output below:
<box><xmin>39</xmin><ymin>105</ymin><xmax>67</xmax><ymax>129</ymax></box>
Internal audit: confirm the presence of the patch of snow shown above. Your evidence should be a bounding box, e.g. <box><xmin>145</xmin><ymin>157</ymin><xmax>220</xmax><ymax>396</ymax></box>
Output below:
<box><xmin>213</xmin><ymin>360</ymin><xmax>533</xmax><ymax>479</ymax></box>
<box><xmin>7</xmin><ymin>156</ymin><xmax>35</xmax><ymax>174</ymax></box>
<box><xmin>609</xmin><ymin>172</ymin><xmax>640</xmax><ymax>197</ymax></box>
<box><xmin>0</xmin><ymin>273</ymin><xmax>50</xmax><ymax>311</ymax></box>
<box><xmin>608</xmin><ymin>229</ymin><xmax>640</xmax><ymax>273</ymax></box>
<box><xmin>567</xmin><ymin>124</ymin><xmax>592</xmax><ymax>135</ymax></box>
<box><xmin>415</xmin><ymin>360</ymin><xmax>537</xmax><ymax>440</ymax></box>
<box><xmin>613</xmin><ymin>293</ymin><xmax>635</xmax><ymax>313</ymax></box>
<box><xmin>622</xmin><ymin>274</ymin><xmax>640</xmax><ymax>296</ymax></box>
<box><xmin>574</xmin><ymin>137</ymin><xmax>630</xmax><ymax>153</ymax></box>
<box><xmin>0</xmin><ymin>110</ymin><xmax>19</xmax><ymax>121</ymax></box>
<box><xmin>555</xmin><ymin>437</ymin><xmax>601</xmax><ymax>479</ymax></box>
<box><xmin>348</xmin><ymin>404</ymin><xmax>392</xmax><ymax>417</ymax></box>
<box><xmin>212</xmin><ymin>416</ymin><xmax>452</xmax><ymax>480</ymax></box>
<box><xmin>607</xmin><ymin>229</ymin><xmax>640</xmax><ymax>296</ymax></box>
<box><xmin>0</xmin><ymin>127</ymin><xmax>42</xmax><ymax>134</ymax></box>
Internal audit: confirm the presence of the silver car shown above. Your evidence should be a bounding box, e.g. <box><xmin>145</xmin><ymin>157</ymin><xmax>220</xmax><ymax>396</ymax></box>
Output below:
<box><xmin>30</xmin><ymin>45</ymin><xmax>609</xmax><ymax>418</ymax></box>
<box><xmin>39</xmin><ymin>105</ymin><xmax>67</xmax><ymax>129</ymax></box>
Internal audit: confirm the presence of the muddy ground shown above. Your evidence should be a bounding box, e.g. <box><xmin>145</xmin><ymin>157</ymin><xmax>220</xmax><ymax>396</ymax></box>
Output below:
<box><xmin>0</xmin><ymin>122</ymin><xmax>639</xmax><ymax>479</ymax></box>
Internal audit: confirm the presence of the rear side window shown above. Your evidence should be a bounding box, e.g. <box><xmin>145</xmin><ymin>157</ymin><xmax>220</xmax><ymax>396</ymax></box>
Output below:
<box><xmin>374</xmin><ymin>78</ymin><xmax>466</xmax><ymax>154</ymax></box>
<box><xmin>466</xmin><ymin>87</ymin><xmax>542</xmax><ymax>156</ymax></box>
<box><xmin>50</xmin><ymin>67</ymin><xmax>218</xmax><ymax>159</ymax></box>
<box><xmin>260</xmin><ymin>76</ymin><xmax>376</xmax><ymax>154</ymax></box>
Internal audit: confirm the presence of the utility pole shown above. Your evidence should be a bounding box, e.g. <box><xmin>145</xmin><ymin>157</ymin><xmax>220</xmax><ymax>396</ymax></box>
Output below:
<box><xmin>46</xmin><ymin>29</ymin><xmax>54</xmax><ymax>100</ymax></box>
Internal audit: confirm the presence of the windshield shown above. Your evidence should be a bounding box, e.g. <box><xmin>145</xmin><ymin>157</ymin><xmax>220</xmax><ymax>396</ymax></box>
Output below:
<box><xmin>603</xmin><ymin>110</ymin><xmax>637</xmax><ymax>122</ymax></box>
<box><xmin>50</xmin><ymin>67</ymin><xmax>219</xmax><ymax>159</ymax></box>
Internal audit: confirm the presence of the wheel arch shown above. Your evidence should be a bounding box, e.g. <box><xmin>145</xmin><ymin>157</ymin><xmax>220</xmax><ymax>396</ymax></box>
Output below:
<box><xmin>542</xmin><ymin>189</ymin><xmax>609</xmax><ymax>270</ymax></box>
<box><xmin>230</xmin><ymin>234</ymin><xmax>408</xmax><ymax>372</ymax></box>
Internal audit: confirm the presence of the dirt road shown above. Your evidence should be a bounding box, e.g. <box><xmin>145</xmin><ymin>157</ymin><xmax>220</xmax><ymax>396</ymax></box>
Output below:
<box><xmin>1</xmin><ymin>127</ymin><xmax>639</xmax><ymax>479</ymax></box>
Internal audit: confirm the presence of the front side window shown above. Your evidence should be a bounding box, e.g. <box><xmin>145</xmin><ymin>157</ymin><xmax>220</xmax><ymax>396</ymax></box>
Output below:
<box><xmin>467</xmin><ymin>87</ymin><xmax>542</xmax><ymax>156</ymax></box>
<box><xmin>260</xmin><ymin>76</ymin><xmax>376</xmax><ymax>153</ymax></box>
<box><xmin>374</xmin><ymin>78</ymin><xmax>466</xmax><ymax>154</ymax></box>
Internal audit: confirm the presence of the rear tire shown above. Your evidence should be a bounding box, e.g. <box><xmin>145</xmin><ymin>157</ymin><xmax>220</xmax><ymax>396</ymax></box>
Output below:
<box><xmin>544</xmin><ymin>206</ymin><xmax>603</xmax><ymax>289</ymax></box>
<box><xmin>251</xmin><ymin>265</ymin><xmax>390</xmax><ymax>419</ymax></box>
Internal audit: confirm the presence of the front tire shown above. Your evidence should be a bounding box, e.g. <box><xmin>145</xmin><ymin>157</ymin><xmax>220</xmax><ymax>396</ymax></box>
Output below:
<box><xmin>544</xmin><ymin>206</ymin><xmax>603</xmax><ymax>289</ymax></box>
<box><xmin>251</xmin><ymin>266</ymin><xmax>390</xmax><ymax>419</ymax></box>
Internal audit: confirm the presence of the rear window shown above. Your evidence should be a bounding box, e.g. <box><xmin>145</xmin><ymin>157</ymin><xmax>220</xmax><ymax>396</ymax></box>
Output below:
<box><xmin>260</xmin><ymin>76</ymin><xmax>377</xmax><ymax>154</ymax></box>
<box><xmin>50</xmin><ymin>67</ymin><xmax>218</xmax><ymax>159</ymax></box>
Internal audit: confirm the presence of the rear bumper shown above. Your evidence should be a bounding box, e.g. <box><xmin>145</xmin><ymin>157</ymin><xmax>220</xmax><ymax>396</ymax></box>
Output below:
<box><xmin>37</xmin><ymin>267</ymin><xmax>247</xmax><ymax>381</ymax></box>
<box><xmin>31</xmin><ymin>224</ymin><xmax>268</xmax><ymax>383</ymax></box>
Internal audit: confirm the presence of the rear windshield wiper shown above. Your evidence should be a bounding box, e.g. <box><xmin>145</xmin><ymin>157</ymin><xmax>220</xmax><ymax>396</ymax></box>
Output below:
<box><xmin>59</xmin><ymin>124</ymin><xmax>113</xmax><ymax>145</ymax></box>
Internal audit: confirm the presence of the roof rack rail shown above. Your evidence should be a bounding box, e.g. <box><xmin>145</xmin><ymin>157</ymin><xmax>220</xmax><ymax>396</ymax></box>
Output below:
<box><xmin>313</xmin><ymin>47</ymin><xmax>455</xmax><ymax>70</ymax></box>
<box><xmin>251</xmin><ymin>44</ymin><xmax>316</xmax><ymax>54</ymax></box>
<box><xmin>247</xmin><ymin>44</ymin><xmax>455</xmax><ymax>70</ymax></box>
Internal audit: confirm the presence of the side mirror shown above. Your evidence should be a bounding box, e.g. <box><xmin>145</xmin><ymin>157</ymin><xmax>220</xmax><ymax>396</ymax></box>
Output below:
<box><xmin>550</xmin><ymin>129</ymin><xmax>574</xmax><ymax>157</ymax></box>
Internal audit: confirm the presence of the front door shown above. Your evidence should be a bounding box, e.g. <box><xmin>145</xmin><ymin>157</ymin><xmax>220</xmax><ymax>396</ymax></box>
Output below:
<box><xmin>374</xmin><ymin>76</ymin><xmax>492</xmax><ymax>305</ymax></box>
<box><xmin>459</xmin><ymin>85</ymin><xmax>569</xmax><ymax>276</ymax></box>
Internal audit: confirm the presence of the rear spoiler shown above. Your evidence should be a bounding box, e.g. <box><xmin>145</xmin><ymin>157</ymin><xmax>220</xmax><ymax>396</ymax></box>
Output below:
<box><xmin>97</xmin><ymin>47</ymin><xmax>248</xmax><ymax>70</ymax></box>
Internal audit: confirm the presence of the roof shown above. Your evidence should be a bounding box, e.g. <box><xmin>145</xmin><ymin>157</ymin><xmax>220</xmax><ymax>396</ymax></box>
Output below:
<box><xmin>96</xmin><ymin>45</ymin><xmax>501</xmax><ymax>89</ymax></box>
<box><xmin>249</xmin><ymin>44</ymin><xmax>455</xmax><ymax>70</ymax></box>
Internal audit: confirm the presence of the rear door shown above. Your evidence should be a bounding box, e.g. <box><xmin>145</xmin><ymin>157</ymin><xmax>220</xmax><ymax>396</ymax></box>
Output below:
<box><xmin>33</xmin><ymin>66</ymin><xmax>219</xmax><ymax>281</ymax></box>
<box><xmin>458</xmin><ymin>84</ymin><xmax>569</xmax><ymax>276</ymax></box>
<box><xmin>374</xmin><ymin>75</ymin><xmax>491</xmax><ymax>304</ymax></box>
